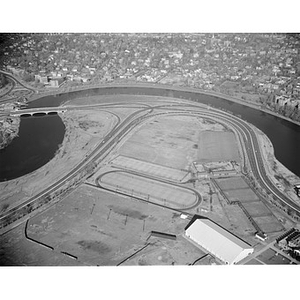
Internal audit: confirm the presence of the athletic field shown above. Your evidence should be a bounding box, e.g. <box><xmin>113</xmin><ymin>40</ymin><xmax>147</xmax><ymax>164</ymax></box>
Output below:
<box><xmin>99</xmin><ymin>171</ymin><xmax>198</xmax><ymax>209</ymax></box>
<box><xmin>215</xmin><ymin>176</ymin><xmax>283</xmax><ymax>234</ymax></box>
<box><xmin>110</xmin><ymin>156</ymin><xmax>189</xmax><ymax>182</ymax></box>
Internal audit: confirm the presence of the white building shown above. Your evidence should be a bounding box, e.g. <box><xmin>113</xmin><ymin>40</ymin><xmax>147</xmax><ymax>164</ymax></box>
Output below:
<box><xmin>185</xmin><ymin>218</ymin><xmax>254</xmax><ymax>264</ymax></box>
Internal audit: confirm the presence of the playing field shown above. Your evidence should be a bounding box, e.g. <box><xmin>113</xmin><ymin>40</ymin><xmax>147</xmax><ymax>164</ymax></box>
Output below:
<box><xmin>197</xmin><ymin>131</ymin><xmax>240</xmax><ymax>163</ymax></box>
<box><xmin>242</xmin><ymin>201</ymin><xmax>272</xmax><ymax>217</ymax></box>
<box><xmin>253</xmin><ymin>215</ymin><xmax>284</xmax><ymax>233</ymax></box>
<box><xmin>110</xmin><ymin>155</ymin><xmax>189</xmax><ymax>182</ymax></box>
<box><xmin>215</xmin><ymin>176</ymin><xmax>283</xmax><ymax>234</ymax></box>
<box><xmin>99</xmin><ymin>171</ymin><xmax>198</xmax><ymax>209</ymax></box>
<box><xmin>224</xmin><ymin>188</ymin><xmax>259</xmax><ymax>202</ymax></box>
<box><xmin>215</xmin><ymin>176</ymin><xmax>248</xmax><ymax>190</ymax></box>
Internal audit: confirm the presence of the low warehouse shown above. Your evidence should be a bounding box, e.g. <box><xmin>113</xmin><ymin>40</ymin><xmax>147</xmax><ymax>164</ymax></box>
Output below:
<box><xmin>185</xmin><ymin>217</ymin><xmax>254</xmax><ymax>264</ymax></box>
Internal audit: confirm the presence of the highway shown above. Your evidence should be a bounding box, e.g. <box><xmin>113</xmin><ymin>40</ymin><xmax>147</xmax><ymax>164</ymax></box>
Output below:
<box><xmin>1</xmin><ymin>100</ymin><xmax>299</xmax><ymax>233</ymax></box>
<box><xmin>0</xmin><ymin>105</ymin><xmax>154</xmax><ymax>230</ymax></box>
<box><xmin>157</xmin><ymin>103</ymin><xmax>300</xmax><ymax>215</ymax></box>
<box><xmin>0</xmin><ymin>70</ymin><xmax>37</xmax><ymax>93</ymax></box>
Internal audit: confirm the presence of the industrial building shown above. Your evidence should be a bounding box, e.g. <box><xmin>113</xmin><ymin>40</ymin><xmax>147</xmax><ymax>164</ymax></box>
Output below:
<box><xmin>185</xmin><ymin>217</ymin><xmax>254</xmax><ymax>265</ymax></box>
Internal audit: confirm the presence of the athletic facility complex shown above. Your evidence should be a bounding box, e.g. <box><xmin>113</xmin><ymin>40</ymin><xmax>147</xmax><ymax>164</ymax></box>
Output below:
<box><xmin>185</xmin><ymin>217</ymin><xmax>254</xmax><ymax>264</ymax></box>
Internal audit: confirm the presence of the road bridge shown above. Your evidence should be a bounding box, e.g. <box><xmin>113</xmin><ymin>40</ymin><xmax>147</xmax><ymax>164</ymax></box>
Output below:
<box><xmin>10</xmin><ymin>107</ymin><xmax>67</xmax><ymax>117</ymax></box>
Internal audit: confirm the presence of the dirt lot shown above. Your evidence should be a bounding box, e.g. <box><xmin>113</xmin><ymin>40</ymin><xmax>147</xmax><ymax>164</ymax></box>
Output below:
<box><xmin>121</xmin><ymin>235</ymin><xmax>207</xmax><ymax>266</ymax></box>
<box><xmin>0</xmin><ymin>222</ymin><xmax>81</xmax><ymax>266</ymax></box>
<box><xmin>2</xmin><ymin>184</ymin><xmax>203</xmax><ymax>266</ymax></box>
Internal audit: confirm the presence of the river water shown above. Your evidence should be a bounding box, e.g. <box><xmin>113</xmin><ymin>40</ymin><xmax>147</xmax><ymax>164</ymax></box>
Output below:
<box><xmin>1</xmin><ymin>86</ymin><xmax>299</xmax><ymax>182</ymax></box>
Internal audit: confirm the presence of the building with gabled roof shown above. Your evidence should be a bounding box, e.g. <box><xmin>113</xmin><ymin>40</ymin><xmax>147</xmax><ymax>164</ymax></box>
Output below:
<box><xmin>185</xmin><ymin>216</ymin><xmax>254</xmax><ymax>265</ymax></box>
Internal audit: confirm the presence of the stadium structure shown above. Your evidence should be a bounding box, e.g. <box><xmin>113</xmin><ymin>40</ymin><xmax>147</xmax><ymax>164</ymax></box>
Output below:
<box><xmin>185</xmin><ymin>217</ymin><xmax>254</xmax><ymax>264</ymax></box>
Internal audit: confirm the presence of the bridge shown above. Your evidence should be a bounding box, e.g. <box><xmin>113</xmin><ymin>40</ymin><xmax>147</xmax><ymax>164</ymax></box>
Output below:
<box><xmin>10</xmin><ymin>107</ymin><xmax>67</xmax><ymax>117</ymax></box>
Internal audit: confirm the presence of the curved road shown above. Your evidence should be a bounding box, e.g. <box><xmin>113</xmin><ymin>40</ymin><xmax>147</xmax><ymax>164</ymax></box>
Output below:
<box><xmin>0</xmin><ymin>70</ymin><xmax>36</xmax><ymax>93</ymax></box>
<box><xmin>1</xmin><ymin>100</ymin><xmax>299</xmax><ymax>233</ymax></box>
<box><xmin>158</xmin><ymin>103</ymin><xmax>300</xmax><ymax>215</ymax></box>
<box><xmin>0</xmin><ymin>105</ymin><xmax>154</xmax><ymax>230</ymax></box>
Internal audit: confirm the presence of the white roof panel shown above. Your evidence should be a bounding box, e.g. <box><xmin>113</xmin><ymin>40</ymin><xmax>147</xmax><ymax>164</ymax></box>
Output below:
<box><xmin>185</xmin><ymin>218</ymin><xmax>253</xmax><ymax>264</ymax></box>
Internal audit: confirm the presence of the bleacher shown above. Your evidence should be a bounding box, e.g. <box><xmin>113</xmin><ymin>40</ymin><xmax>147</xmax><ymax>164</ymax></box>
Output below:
<box><xmin>276</xmin><ymin>228</ymin><xmax>297</xmax><ymax>243</ymax></box>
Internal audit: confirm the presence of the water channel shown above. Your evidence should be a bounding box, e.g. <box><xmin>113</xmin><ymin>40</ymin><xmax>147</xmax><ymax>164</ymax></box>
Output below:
<box><xmin>1</xmin><ymin>86</ymin><xmax>300</xmax><ymax>182</ymax></box>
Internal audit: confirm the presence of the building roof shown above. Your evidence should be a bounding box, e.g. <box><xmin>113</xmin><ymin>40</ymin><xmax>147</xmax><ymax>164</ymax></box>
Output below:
<box><xmin>185</xmin><ymin>218</ymin><xmax>253</xmax><ymax>264</ymax></box>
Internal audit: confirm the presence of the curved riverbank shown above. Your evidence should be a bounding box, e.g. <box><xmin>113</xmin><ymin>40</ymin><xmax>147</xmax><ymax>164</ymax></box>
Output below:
<box><xmin>0</xmin><ymin>116</ymin><xmax>20</xmax><ymax>150</ymax></box>
<box><xmin>27</xmin><ymin>82</ymin><xmax>300</xmax><ymax>126</ymax></box>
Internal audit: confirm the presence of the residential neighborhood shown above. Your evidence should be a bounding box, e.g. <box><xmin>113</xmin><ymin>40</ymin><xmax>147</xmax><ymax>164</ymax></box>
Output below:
<box><xmin>1</xmin><ymin>33</ymin><xmax>300</xmax><ymax>121</ymax></box>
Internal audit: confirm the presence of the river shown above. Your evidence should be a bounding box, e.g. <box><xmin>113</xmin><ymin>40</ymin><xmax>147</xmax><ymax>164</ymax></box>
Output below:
<box><xmin>1</xmin><ymin>86</ymin><xmax>299</xmax><ymax>181</ymax></box>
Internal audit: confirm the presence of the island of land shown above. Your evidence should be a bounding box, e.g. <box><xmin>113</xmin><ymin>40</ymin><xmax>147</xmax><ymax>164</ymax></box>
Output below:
<box><xmin>0</xmin><ymin>93</ymin><xmax>299</xmax><ymax>266</ymax></box>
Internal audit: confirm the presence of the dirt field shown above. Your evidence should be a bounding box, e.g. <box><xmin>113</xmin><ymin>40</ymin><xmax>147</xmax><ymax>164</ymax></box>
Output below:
<box><xmin>0</xmin><ymin>223</ymin><xmax>81</xmax><ymax>266</ymax></box>
<box><xmin>197</xmin><ymin>131</ymin><xmax>240</xmax><ymax>163</ymax></box>
<box><xmin>215</xmin><ymin>177</ymin><xmax>248</xmax><ymax>190</ymax></box>
<box><xmin>1</xmin><ymin>184</ymin><xmax>205</xmax><ymax>266</ymax></box>
<box><xmin>119</xmin><ymin>115</ymin><xmax>228</xmax><ymax>170</ymax></box>
<box><xmin>99</xmin><ymin>171</ymin><xmax>198</xmax><ymax>209</ymax></box>
<box><xmin>110</xmin><ymin>155</ymin><xmax>189</xmax><ymax>182</ymax></box>
<box><xmin>121</xmin><ymin>235</ymin><xmax>207</xmax><ymax>266</ymax></box>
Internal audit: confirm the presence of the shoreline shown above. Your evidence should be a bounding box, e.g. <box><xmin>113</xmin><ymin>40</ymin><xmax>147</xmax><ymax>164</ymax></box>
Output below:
<box><xmin>0</xmin><ymin>116</ymin><xmax>20</xmax><ymax>150</ymax></box>
<box><xmin>27</xmin><ymin>82</ymin><xmax>300</xmax><ymax>127</ymax></box>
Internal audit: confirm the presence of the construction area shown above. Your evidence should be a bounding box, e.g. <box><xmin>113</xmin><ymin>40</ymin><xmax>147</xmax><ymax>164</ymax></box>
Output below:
<box><xmin>0</xmin><ymin>185</ymin><xmax>207</xmax><ymax>266</ymax></box>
